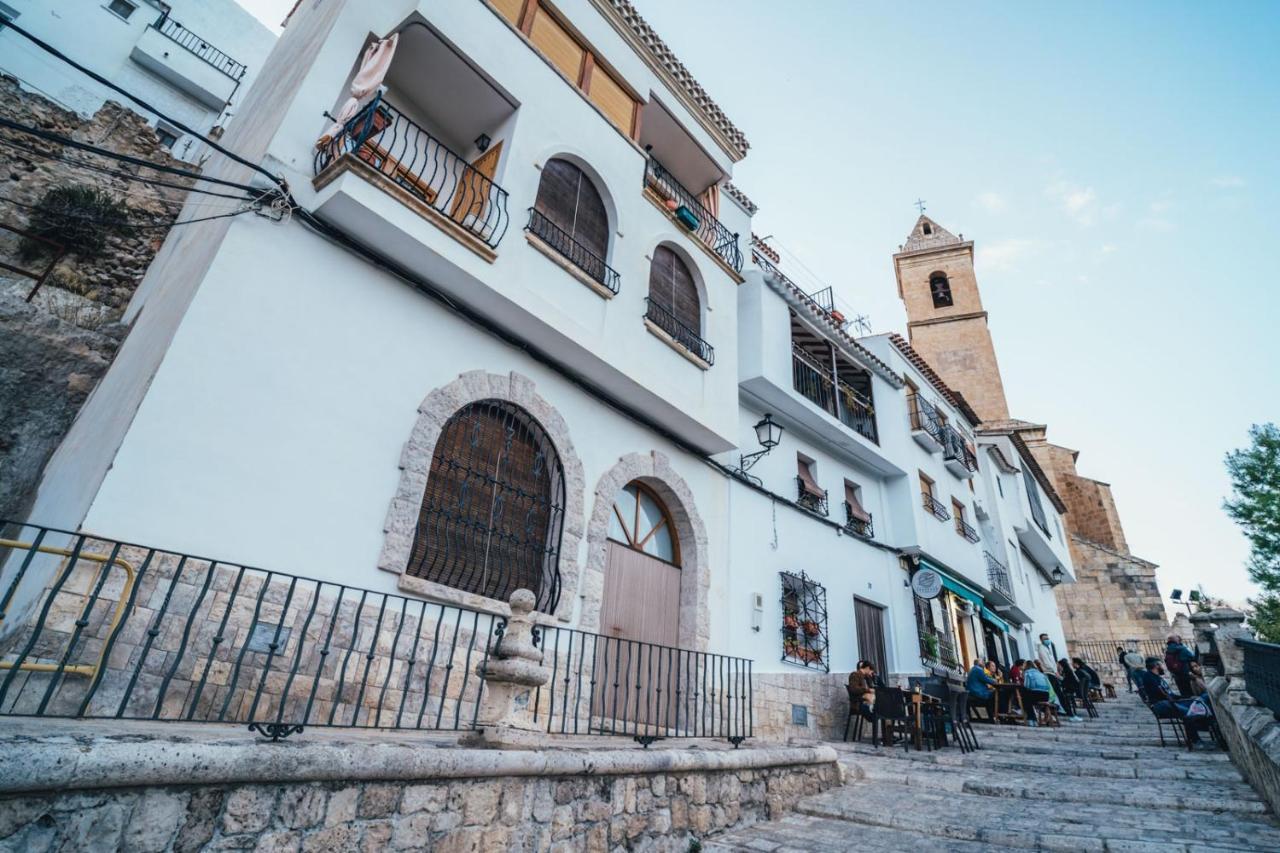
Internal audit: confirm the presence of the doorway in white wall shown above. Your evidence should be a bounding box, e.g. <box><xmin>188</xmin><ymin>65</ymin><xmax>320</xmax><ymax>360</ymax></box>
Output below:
<box><xmin>854</xmin><ymin>597</ymin><xmax>888</xmax><ymax>677</ymax></box>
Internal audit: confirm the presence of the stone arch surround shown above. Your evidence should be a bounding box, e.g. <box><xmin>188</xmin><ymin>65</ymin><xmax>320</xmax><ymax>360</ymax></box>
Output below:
<box><xmin>581</xmin><ymin>451</ymin><xmax>709</xmax><ymax>651</ymax></box>
<box><xmin>378</xmin><ymin>370</ymin><xmax>585</xmax><ymax>623</ymax></box>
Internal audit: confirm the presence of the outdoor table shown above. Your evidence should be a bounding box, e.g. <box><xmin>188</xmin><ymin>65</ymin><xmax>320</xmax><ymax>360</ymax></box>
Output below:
<box><xmin>993</xmin><ymin>683</ymin><xmax>1028</xmax><ymax>724</ymax></box>
<box><xmin>910</xmin><ymin>691</ymin><xmax>942</xmax><ymax>749</ymax></box>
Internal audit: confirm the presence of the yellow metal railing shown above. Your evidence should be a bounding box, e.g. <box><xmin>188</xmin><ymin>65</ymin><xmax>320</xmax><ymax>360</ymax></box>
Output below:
<box><xmin>0</xmin><ymin>539</ymin><xmax>136</xmax><ymax>678</ymax></box>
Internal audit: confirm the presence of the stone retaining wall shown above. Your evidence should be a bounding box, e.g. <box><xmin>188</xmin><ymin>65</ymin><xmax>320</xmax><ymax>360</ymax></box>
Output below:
<box><xmin>1209</xmin><ymin>675</ymin><xmax>1280</xmax><ymax>816</ymax></box>
<box><xmin>0</xmin><ymin>727</ymin><xmax>839</xmax><ymax>852</ymax></box>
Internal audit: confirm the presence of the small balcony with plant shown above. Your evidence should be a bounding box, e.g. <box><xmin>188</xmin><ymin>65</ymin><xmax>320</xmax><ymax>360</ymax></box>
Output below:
<box><xmin>790</xmin><ymin>317</ymin><xmax>878</xmax><ymax>445</ymax></box>
<box><xmin>843</xmin><ymin>501</ymin><xmax>874</xmax><ymax>539</ymax></box>
<box><xmin>642</xmin><ymin>156</ymin><xmax>742</xmax><ymax>278</ymax></box>
<box><xmin>312</xmin><ymin>21</ymin><xmax>517</xmax><ymax>259</ymax></box>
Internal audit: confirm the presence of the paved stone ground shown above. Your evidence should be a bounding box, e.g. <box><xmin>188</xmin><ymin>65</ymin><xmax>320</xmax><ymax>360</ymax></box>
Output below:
<box><xmin>708</xmin><ymin>691</ymin><xmax>1280</xmax><ymax>852</ymax></box>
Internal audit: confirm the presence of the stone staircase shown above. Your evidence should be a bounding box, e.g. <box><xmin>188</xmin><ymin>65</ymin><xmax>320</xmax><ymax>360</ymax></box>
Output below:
<box><xmin>708</xmin><ymin>691</ymin><xmax>1280</xmax><ymax>852</ymax></box>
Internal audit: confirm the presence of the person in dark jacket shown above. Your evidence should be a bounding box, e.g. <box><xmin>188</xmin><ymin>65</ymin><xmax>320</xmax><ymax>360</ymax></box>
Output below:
<box><xmin>1072</xmin><ymin>657</ymin><xmax>1101</xmax><ymax>698</ymax></box>
<box><xmin>1139</xmin><ymin>658</ymin><xmax>1212</xmax><ymax>748</ymax></box>
<box><xmin>847</xmin><ymin>660</ymin><xmax>877</xmax><ymax>722</ymax></box>
<box><xmin>1055</xmin><ymin>659</ymin><xmax>1084</xmax><ymax>721</ymax></box>
<box><xmin>1164</xmin><ymin>636</ymin><xmax>1196</xmax><ymax>697</ymax></box>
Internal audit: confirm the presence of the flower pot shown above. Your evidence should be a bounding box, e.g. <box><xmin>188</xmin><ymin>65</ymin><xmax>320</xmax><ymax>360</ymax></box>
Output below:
<box><xmin>783</xmin><ymin>614</ymin><xmax>799</xmax><ymax>630</ymax></box>
<box><xmin>801</xmin><ymin>620</ymin><xmax>820</xmax><ymax>638</ymax></box>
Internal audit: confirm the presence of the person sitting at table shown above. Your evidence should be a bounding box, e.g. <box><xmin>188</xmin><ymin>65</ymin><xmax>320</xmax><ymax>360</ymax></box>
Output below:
<box><xmin>1021</xmin><ymin>661</ymin><xmax>1054</xmax><ymax>724</ymax></box>
<box><xmin>847</xmin><ymin>659</ymin><xmax>877</xmax><ymax>724</ymax></box>
<box><xmin>984</xmin><ymin>659</ymin><xmax>1001</xmax><ymax>681</ymax></box>
<box><xmin>1008</xmin><ymin>659</ymin><xmax>1025</xmax><ymax>685</ymax></box>
<box><xmin>966</xmin><ymin>660</ymin><xmax>998</xmax><ymax>721</ymax></box>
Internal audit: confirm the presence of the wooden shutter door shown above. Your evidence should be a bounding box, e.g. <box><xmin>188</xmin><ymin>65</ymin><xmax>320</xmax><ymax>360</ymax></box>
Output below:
<box><xmin>854</xmin><ymin>598</ymin><xmax>888</xmax><ymax>678</ymax></box>
<box><xmin>451</xmin><ymin>140</ymin><xmax>503</xmax><ymax>225</ymax></box>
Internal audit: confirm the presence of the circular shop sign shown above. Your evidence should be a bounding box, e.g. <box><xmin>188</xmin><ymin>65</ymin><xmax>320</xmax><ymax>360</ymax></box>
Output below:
<box><xmin>911</xmin><ymin>568</ymin><xmax>943</xmax><ymax>600</ymax></box>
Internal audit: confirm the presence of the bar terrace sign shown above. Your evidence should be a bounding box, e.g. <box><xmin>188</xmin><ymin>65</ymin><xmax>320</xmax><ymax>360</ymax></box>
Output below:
<box><xmin>911</xmin><ymin>568</ymin><xmax>943</xmax><ymax>600</ymax></box>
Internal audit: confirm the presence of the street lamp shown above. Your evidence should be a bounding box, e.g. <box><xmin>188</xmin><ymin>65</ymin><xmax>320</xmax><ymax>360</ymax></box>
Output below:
<box><xmin>733</xmin><ymin>414</ymin><xmax>784</xmax><ymax>484</ymax></box>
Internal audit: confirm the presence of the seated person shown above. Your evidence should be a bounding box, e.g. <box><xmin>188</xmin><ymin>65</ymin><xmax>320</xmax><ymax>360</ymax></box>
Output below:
<box><xmin>1188</xmin><ymin>661</ymin><xmax>1209</xmax><ymax>696</ymax></box>
<box><xmin>966</xmin><ymin>660</ymin><xmax>998</xmax><ymax>720</ymax></box>
<box><xmin>1071</xmin><ymin>657</ymin><xmax>1101</xmax><ymax>694</ymax></box>
<box><xmin>1055</xmin><ymin>659</ymin><xmax>1085</xmax><ymax>721</ymax></box>
<box><xmin>847</xmin><ymin>659</ymin><xmax>877</xmax><ymax>723</ymax></box>
<box><xmin>1139</xmin><ymin>658</ymin><xmax>1213</xmax><ymax>748</ymax></box>
<box><xmin>1021</xmin><ymin>661</ymin><xmax>1054</xmax><ymax>720</ymax></box>
<box><xmin>1008</xmin><ymin>659</ymin><xmax>1025</xmax><ymax>686</ymax></box>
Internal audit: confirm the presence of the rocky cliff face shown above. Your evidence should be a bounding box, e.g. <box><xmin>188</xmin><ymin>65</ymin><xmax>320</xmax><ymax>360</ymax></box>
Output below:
<box><xmin>0</xmin><ymin>74</ymin><xmax>197</xmax><ymax>520</ymax></box>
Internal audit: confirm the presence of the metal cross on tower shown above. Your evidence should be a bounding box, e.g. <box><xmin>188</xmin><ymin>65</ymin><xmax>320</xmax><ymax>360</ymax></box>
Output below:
<box><xmin>914</xmin><ymin>198</ymin><xmax>927</xmax><ymax>214</ymax></box>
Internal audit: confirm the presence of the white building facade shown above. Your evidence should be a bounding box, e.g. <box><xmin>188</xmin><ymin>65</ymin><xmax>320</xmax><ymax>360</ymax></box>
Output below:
<box><xmin>0</xmin><ymin>0</ymin><xmax>276</xmax><ymax>159</ymax></box>
<box><xmin>5</xmin><ymin>0</ymin><xmax>1076</xmax><ymax>741</ymax></box>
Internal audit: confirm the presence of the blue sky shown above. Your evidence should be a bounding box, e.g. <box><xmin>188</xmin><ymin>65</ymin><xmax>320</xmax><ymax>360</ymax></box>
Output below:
<box><xmin>243</xmin><ymin>1</ymin><xmax>1279</xmax><ymax>606</ymax></box>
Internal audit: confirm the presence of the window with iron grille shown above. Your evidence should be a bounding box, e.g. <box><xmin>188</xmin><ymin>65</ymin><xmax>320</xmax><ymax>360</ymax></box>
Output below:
<box><xmin>648</xmin><ymin>245</ymin><xmax>701</xmax><ymax>335</ymax></box>
<box><xmin>781</xmin><ymin>571</ymin><xmax>828</xmax><ymax>671</ymax></box>
<box><xmin>407</xmin><ymin>399</ymin><xmax>566</xmax><ymax>612</ymax></box>
<box><xmin>533</xmin><ymin>158</ymin><xmax>612</xmax><ymax>282</ymax></box>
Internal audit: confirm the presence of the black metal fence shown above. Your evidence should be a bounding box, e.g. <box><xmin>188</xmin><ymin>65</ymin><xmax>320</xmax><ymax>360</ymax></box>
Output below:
<box><xmin>154</xmin><ymin>14</ymin><xmax>247</xmax><ymax>80</ymax></box>
<box><xmin>526</xmin><ymin>208</ymin><xmax>620</xmax><ymax>294</ymax></box>
<box><xmin>922</xmin><ymin>492</ymin><xmax>951</xmax><ymax>521</ymax></box>
<box><xmin>643</xmin><ymin>157</ymin><xmax>742</xmax><ymax>272</ymax></box>
<box><xmin>942</xmin><ymin>426</ymin><xmax>978</xmax><ymax>473</ymax></box>
<box><xmin>908</xmin><ymin>395</ymin><xmax>943</xmax><ymax>443</ymax></box>
<box><xmin>315</xmin><ymin>94</ymin><xmax>511</xmax><ymax>250</ymax></box>
<box><xmin>0</xmin><ymin>521</ymin><xmax>498</xmax><ymax>738</ymax></box>
<box><xmin>984</xmin><ymin>551</ymin><xmax>1014</xmax><ymax>600</ymax></box>
<box><xmin>1238</xmin><ymin>638</ymin><xmax>1280</xmax><ymax>720</ymax></box>
<box><xmin>644</xmin><ymin>297</ymin><xmax>714</xmax><ymax>364</ymax></box>
<box><xmin>956</xmin><ymin>518</ymin><xmax>980</xmax><ymax>544</ymax></box>
<box><xmin>836</xmin><ymin>378</ymin><xmax>877</xmax><ymax>444</ymax></box>
<box><xmin>531</xmin><ymin>627</ymin><xmax>752</xmax><ymax>745</ymax></box>
<box><xmin>1069</xmin><ymin>639</ymin><xmax>1166</xmax><ymax>667</ymax></box>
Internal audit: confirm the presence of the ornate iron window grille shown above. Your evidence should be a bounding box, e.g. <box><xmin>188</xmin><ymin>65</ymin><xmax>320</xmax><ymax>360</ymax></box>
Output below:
<box><xmin>941</xmin><ymin>426</ymin><xmax>978</xmax><ymax>472</ymax></box>
<box><xmin>795</xmin><ymin>477</ymin><xmax>829</xmax><ymax>517</ymax></box>
<box><xmin>525</xmin><ymin>207</ymin><xmax>620</xmax><ymax>294</ymax></box>
<box><xmin>314</xmin><ymin>93</ymin><xmax>511</xmax><ymax>249</ymax></box>
<box><xmin>644</xmin><ymin>297</ymin><xmax>715</xmax><ymax>365</ymax></box>
<box><xmin>842</xmin><ymin>502</ymin><xmax>874</xmax><ymax>539</ymax></box>
<box><xmin>984</xmin><ymin>551</ymin><xmax>1014</xmax><ymax>601</ymax></box>
<box><xmin>922</xmin><ymin>492</ymin><xmax>951</xmax><ymax>521</ymax></box>
<box><xmin>407</xmin><ymin>399</ymin><xmax>565</xmax><ymax>614</ymax></box>
<box><xmin>909</xmin><ymin>395</ymin><xmax>944</xmax><ymax>442</ymax></box>
<box><xmin>153</xmin><ymin>13</ymin><xmax>247</xmax><ymax>80</ymax></box>
<box><xmin>780</xmin><ymin>571</ymin><xmax>828</xmax><ymax>672</ymax></box>
<box><xmin>643</xmin><ymin>157</ymin><xmax>742</xmax><ymax>272</ymax></box>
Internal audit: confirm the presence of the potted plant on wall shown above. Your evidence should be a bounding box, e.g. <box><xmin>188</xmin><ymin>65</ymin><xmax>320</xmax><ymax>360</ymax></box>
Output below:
<box><xmin>921</xmin><ymin>633</ymin><xmax>939</xmax><ymax>660</ymax></box>
<box><xmin>801</xmin><ymin>619</ymin><xmax>821</xmax><ymax>638</ymax></box>
<box><xmin>783</xmin><ymin>613</ymin><xmax>799</xmax><ymax>631</ymax></box>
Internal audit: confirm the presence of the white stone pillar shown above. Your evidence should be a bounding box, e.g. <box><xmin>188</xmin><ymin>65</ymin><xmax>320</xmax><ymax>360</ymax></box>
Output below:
<box><xmin>461</xmin><ymin>589</ymin><xmax>551</xmax><ymax>749</ymax></box>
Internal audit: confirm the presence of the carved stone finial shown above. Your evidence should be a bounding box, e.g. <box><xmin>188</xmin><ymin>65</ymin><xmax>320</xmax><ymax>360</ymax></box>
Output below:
<box><xmin>461</xmin><ymin>588</ymin><xmax>552</xmax><ymax>749</ymax></box>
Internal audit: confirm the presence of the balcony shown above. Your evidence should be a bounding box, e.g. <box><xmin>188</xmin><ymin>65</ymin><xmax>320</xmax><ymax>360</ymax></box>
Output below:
<box><xmin>643</xmin><ymin>157</ymin><xmax>742</xmax><ymax>275</ymax></box>
<box><xmin>314</xmin><ymin>94</ymin><xmax>511</xmax><ymax>251</ymax></box>
<box><xmin>984</xmin><ymin>552</ymin><xmax>1015</xmax><ymax>603</ymax></box>
<box><xmin>644</xmin><ymin>298</ymin><xmax>714</xmax><ymax>366</ymax></box>
<box><xmin>130</xmin><ymin>14</ymin><xmax>245</xmax><ymax>109</ymax></box>
<box><xmin>525</xmin><ymin>208</ymin><xmax>619</xmax><ymax>295</ymax></box>
<box><xmin>922</xmin><ymin>492</ymin><xmax>951</xmax><ymax>522</ymax></box>
<box><xmin>790</xmin><ymin>344</ymin><xmax>878</xmax><ymax>445</ymax></box>
<box><xmin>843</xmin><ymin>502</ymin><xmax>874</xmax><ymax>539</ymax></box>
<box><xmin>908</xmin><ymin>395</ymin><xmax>945</xmax><ymax>453</ymax></box>
<box><xmin>796</xmin><ymin>477</ymin><xmax>829</xmax><ymax>517</ymax></box>
<box><xmin>955</xmin><ymin>517</ymin><xmax>980</xmax><ymax>544</ymax></box>
<box><xmin>941</xmin><ymin>426</ymin><xmax>978</xmax><ymax>479</ymax></box>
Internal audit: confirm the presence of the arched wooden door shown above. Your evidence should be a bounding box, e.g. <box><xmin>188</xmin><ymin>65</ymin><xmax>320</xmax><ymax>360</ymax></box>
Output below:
<box><xmin>595</xmin><ymin>482</ymin><xmax>681</xmax><ymax>732</ymax></box>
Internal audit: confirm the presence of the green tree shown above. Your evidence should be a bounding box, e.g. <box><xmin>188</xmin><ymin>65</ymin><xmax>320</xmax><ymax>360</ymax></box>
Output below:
<box><xmin>1224</xmin><ymin>423</ymin><xmax>1280</xmax><ymax>642</ymax></box>
<box><xmin>18</xmin><ymin>184</ymin><xmax>133</xmax><ymax>261</ymax></box>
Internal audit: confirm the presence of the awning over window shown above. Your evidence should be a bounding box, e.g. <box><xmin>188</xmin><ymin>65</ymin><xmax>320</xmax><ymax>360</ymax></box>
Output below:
<box><xmin>979</xmin><ymin>605</ymin><xmax>1010</xmax><ymax>633</ymax></box>
<box><xmin>920</xmin><ymin>558</ymin><xmax>983</xmax><ymax>608</ymax></box>
<box><xmin>844</xmin><ymin>482</ymin><xmax>871</xmax><ymax>523</ymax></box>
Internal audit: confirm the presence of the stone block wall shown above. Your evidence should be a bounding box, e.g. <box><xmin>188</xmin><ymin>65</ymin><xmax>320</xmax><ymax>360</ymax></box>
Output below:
<box><xmin>0</xmin><ymin>742</ymin><xmax>839</xmax><ymax>852</ymax></box>
<box><xmin>1209</xmin><ymin>676</ymin><xmax>1280</xmax><ymax>816</ymax></box>
<box><xmin>752</xmin><ymin>670</ymin><xmax>850</xmax><ymax>741</ymax></box>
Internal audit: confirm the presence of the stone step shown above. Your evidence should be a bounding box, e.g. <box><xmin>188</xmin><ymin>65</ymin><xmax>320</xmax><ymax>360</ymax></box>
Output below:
<box><xmin>833</xmin><ymin>745</ymin><xmax>1246</xmax><ymax>783</ymax></box>
<box><xmin>843</xmin><ymin>759</ymin><xmax>1267</xmax><ymax>815</ymax></box>
<box><xmin>836</xmin><ymin>735</ymin><xmax>1235</xmax><ymax>765</ymax></box>
<box><xmin>794</xmin><ymin>783</ymin><xmax>1280</xmax><ymax>850</ymax></box>
<box><xmin>704</xmin><ymin>814</ymin><xmax>997</xmax><ymax>852</ymax></box>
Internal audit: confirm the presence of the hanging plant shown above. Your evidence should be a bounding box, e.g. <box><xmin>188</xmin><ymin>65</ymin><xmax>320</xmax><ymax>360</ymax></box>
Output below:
<box><xmin>801</xmin><ymin>619</ymin><xmax>821</xmax><ymax>638</ymax></box>
<box><xmin>783</xmin><ymin>614</ymin><xmax>799</xmax><ymax>631</ymax></box>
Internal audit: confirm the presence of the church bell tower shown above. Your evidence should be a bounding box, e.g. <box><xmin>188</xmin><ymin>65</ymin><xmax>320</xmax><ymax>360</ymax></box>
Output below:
<box><xmin>893</xmin><ymin>215</ymin><xmax>1010</xmax><ymax>422</ymax></box>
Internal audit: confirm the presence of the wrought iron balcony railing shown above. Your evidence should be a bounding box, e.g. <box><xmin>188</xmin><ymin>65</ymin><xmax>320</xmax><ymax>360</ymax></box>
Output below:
<box><xmin>984</xmin><ymin>551</ymin><xmax>1014</xmax><ymax>601</ymax></box>
<box><xmin>922</xmin><ymin>492</ymin><xmax>951</xmax><ymax>521</ymax></box>
<box><xmin>836</xmin><ymin>378</ymin><xmax>878</xmax><ymax>444</ymax></box>
<box><xmin>153</xmin><ymin>13</ymin><xmax>247</xmax><ymax>80</ymax></box>
<box><xmin>314</xmin><ymin>93</ymin><xmax>511</xmax><ymax>249</ymax></box>
<box><xmin>525</xmin><ymin>208</ymin><xmax>620</xmax><ymax>294</ymax></box>
<box><xmin>941</xmin><ymin>426</ymin><xmax>978</xmax><ymax>472</ymax></box>
<box><xmin>842</xmin><ymin>502</ymin><xmax>874</xmax><ymax>539</ymax></box>
<box><xmin>644</xmin><ymin>297</ymin><xmax>714</xmax><ymax>365</ymax></box>
<box><xmin>792</xmin><ymin>344</ymin><xmax>836</xmax><ymax>414</ymax></box>
<box><xmin>796</xmin><ymin>477</ymin><xmax>830</xmax><ymax>517</ymax></box>
<box><xmin>643</xmin><ymin>157</ymin><xmax>742</xmax><ymax>272</ymax></box>
<box><xmin>908</xmin><ymin>395</ymin><xmax>943</xmax><ymax>442</ymax></box>
<box><xmin>956</xmin><ymin>517</ymin><xmax>980</xmax><ymax>543</ymax></box>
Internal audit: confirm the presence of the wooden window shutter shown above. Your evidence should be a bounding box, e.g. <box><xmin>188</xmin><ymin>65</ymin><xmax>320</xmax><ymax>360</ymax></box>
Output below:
<box><xmin>530</xmin><ymin>7</ymin><xmax>584</xmax><ymax>83</ymax></box>
<box><xmin>845</xmin><ymin>482</ymin><xmax>871</xmax><ymax>523</ymax></box>
<box><xmin>587</xmin><ymin>66</ymin><xmax>636</xmax><ymax>135</ymax></box>
<box><xmin>534</xmin><ymin>158</ymin><xmax>609</xmax><ymax>260</ymax></box>
<box><xmin>491</xmin><ymin>0</ymin><xmax>525</xmax><ymax>26</ymax></box>
<box><xmin>649</xmin><ymin>246</ymin><xmax>700</xmax><ymax>332</ymax></box>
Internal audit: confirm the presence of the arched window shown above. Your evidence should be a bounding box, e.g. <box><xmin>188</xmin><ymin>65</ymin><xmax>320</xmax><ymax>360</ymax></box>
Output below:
<box><xmin>407</xmin><ymin>400</ymin><xmax>566</xmax><ymax>611</ymax></box>
<box><xmin>533</xmin><ymin>158</ymin><xmax>611</xmax><ymax>285</ymax></box>
<box><xmin>648</xmin><ymin>245</ymin><xmax>701</xmax><ymax>333</ymax></box>
<box><xmin>929</xmin><ymin>272</ymin><xmax>953</xmax><ymax>308</ymax></box>
<box><xmin>607</xmin><ymin>482</ymin><xmax>679</xmax><ymax>564</ymax></box>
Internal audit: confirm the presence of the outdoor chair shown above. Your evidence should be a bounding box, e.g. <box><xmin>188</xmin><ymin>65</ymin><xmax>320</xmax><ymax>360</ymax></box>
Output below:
<box><xmin>1033</xmin><ymin>701</ymin><xmax>1060</xmax><ymax>727</ymax></box>
<box><xmin>845</xmin><ymin>685</ymin><xmax>876</xmax><ymax>745</ymax></box>
<box><xmin>966</xmin><ymin>691</ymin><xmax>997</xmax><ymax>723</ymax></box>
<box><xmin>873</xmin><ymin>687</ymin><xmax>917</xmax><ymax>753</ymax></box>
<box><xmin>1078</xmin><ymin>682</ymin><xmax>1099</xmax><ymax>718</ymax></box>
<box><xmin>949</xmin><ymin>691</ymin><xmax>980</xmax><ymax>753</ymax></box>
<box><xmin>1138</xmin><ymin>686</ymin><xmax>1188</xmax><ymax>748</ymax></box>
